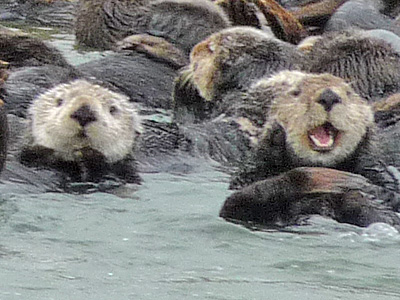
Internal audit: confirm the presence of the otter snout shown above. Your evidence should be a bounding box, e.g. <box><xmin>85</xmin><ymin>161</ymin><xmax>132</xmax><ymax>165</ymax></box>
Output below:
<box><xmin>70</xmin><ymin>105</ymin><xmax>97</xmax><ymax>127</ymax></box>
<box><xmin>317</xmin><ymin>89</ymin><xmax>342</xmax><ymax>112</ymax></box>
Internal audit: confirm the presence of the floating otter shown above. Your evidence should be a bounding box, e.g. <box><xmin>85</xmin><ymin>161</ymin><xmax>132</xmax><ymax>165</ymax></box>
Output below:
<box><xmin>221</xmin><ymin>70</ymin><xmax>400</xmax><ymax>229</ymax></box>
<box><xmin>19</xmin><ymin>79</ymin><xmax>142</xmax><ymax>184</ymax></box>
<box><xmin>216</xmin><ymin>0</ymin><xmax>306</xmax><ymax>44</ymax></box>
<box><xmin>75</xmin><ymin>0</ymin><xmax>230</xmax><ymax>51</ymax></box>
<box><xmin>324</xmin><ymin>0</ymin><xmax>400</xmax><ymax>36</ymax></box>
<box><xmin>305</xmin><ymin>30</ymin><xmax>400</xmax><ymax>101</ymax></box>
<box><xmin>230</xmin><ymin>70</ymin><xmax>379</xmax><ymax>188</ymax></box>
<box><xmin>0</xmin><ymin>27</ymin><xmax>82</xmax><ymax>117</ymax></box>
<box><xmin>173</xmin><ymin>26</ymin><xmax>304</xmax><ymax>123</ymax></box>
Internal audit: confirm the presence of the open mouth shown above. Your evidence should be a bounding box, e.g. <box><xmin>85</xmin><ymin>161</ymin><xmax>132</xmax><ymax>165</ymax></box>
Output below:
<box><xmin>308</xmin><ymin>122</ymin><xmax>340</xmax><ymax>152</ymax></box>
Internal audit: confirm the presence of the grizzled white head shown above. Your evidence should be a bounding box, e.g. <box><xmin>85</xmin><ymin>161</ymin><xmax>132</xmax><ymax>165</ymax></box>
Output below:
<box><xmin>29</xmin><ymin>80</ymin><xmax>142</xmax><ymax>163</ymax></box>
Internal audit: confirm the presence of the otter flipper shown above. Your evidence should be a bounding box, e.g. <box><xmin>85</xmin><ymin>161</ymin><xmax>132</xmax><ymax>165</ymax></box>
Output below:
<box><xmin>221</xmin><ymin>167</ymin><xmax>400</xmax><ymax>229</ymax></box>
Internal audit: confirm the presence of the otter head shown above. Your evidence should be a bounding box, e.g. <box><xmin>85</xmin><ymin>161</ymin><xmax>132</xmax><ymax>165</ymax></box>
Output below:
<box><xmin>29</xmin><ymin>80</ymin><xmax>142</xmax><ymax>163</ymax></box>
<box><xmin>259</xmin><ymin>71</ymin><xmax>374</xmax><ymax>167</ymax></box>
<box><xmin>189</xmin><ymin>26</ymin><xmax>286</xmax><ymax>102</ymax></box>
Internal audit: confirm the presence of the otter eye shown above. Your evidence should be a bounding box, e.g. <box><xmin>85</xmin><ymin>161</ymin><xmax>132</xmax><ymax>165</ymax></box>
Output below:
<box><xmin>109</xmin><ymin>105</ymin><xmax>118</xmax><ymax>115</ymax></box>
<box><xmin>290</xmin><ymin>89</ymin><xmax>301</xmax><ymax>97</ymax></box>
<box><xmin>56</xmin><ymin>98</ymin><xmax>64</xmax><ymax>107</ymax></box>
<box><xmin>346</xmin><ymin>90</ymin><xmax>352</xmax><ymax>97</ymax></box>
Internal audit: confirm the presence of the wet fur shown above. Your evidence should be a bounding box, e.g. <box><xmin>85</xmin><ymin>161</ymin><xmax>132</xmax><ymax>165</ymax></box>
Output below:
<box><xmin>231</xmin><ymin>71</ymin><xmax>378</xmax><ymax>188</ymax></box>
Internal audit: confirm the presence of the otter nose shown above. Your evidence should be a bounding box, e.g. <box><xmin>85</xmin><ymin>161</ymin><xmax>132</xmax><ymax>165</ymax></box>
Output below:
<box><xmin>317</xmin><ymin>89</ymin><xmax>342</xmax><ymax>112</ymax></box>
<box><xmin>70</xmin><ymin>105</ymin><xmax>97</xmax><ymax>127</ymax></box>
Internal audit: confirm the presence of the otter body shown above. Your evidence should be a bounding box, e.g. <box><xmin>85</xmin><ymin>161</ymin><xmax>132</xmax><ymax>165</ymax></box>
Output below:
<box><xmin>0</xmin><ymin>27</ymin><xmax>71</xmax><ymax>69</ymax></box>
<box><xmin>324</xmin><ymin>0</ymin><xmax>400</xmax><ymax>35</ymax></box>
<box><xmin>0</xmin><ymin>0</ymin><xmax>77</xmax><ymax>30</ymax></box>
<box><xmin>231</xmin><ymin>70</ymin><xmax>376</xmax><ymax>188</ymax></box>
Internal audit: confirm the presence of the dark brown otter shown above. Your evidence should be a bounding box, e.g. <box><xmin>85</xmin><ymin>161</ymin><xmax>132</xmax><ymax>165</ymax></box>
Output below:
<box><xmin>75</xmin><ymin>0</ymin><xmax>230</xmax><ymax>51</ymax></box>
<box><xmin>230</xmin><ymin>71</ymin><xmax>379</xmax><ymax>188</ymax></box>
<box><xmin>173</xmin><ymin>26</ymin><xmax>304</xmax><ymax>123</ymax></box>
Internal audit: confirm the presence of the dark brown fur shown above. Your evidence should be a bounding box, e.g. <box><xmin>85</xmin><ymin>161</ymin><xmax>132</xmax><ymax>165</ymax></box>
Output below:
<box><xmin>173</xmin><ymin>27</ymin><xmax>304</xmax><ymax>123</ymax></box>
<box><xmin>305</xmin><ymin>31</ymin><xmax>400</xmax><ymax>101</ymax></box>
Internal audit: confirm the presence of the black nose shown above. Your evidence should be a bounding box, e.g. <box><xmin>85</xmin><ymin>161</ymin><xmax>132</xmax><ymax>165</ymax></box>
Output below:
<box><xmin>70</xmin><ymin>105</ymin><xmax>97</xmax><ymax>127</ymax></box>
<box><xmin>317</xmin><ymin>89</ymin><xmax>342</xmax><ymax>112</ymax></box>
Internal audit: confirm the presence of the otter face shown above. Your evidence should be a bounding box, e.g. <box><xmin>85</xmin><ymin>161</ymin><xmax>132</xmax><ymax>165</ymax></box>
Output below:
<box><xmin>261</xmin><ymin>71</ymin><xmax>374</xmax><ymax>166</ymax></box>
<box><xmin>29</xmin><ymin>80</ymin><xmax>142</xmax><ymax>163</ymax></box>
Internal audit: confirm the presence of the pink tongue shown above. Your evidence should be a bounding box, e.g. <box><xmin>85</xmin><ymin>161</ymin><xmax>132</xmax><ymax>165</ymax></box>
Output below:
<box><xmin>310</xmin><ymin>126</ymin><xmax>330</xmax><ymax>145</ymax></box>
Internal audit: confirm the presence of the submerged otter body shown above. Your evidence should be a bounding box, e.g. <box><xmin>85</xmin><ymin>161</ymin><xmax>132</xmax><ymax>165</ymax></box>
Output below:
<box><xmin>305</xmin><ymin>30</ymin><xmax>400</xmax><ymax>101</ymax></box>
<box><xmin>20</xmin><ymin>79</ymin><xmax>142</xmax><ymax>185</ymax></box>
<box><xmin>77</xmin><ymin>37</ymin><xmax>184</xmax><ymax>110</ymax></box>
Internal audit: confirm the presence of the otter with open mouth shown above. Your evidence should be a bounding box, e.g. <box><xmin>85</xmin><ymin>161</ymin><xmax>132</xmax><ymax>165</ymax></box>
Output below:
<box><xmin>222</xmin><ymin>71</ymin><xmax>400</xmax><ymax>229</ymax></box>
<box><xmin>231</xmin><ymin>70</ymin><xmax>377</xmax><ymax>188</ymax></box>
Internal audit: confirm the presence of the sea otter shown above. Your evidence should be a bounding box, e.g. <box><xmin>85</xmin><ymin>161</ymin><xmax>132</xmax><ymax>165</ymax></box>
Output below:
<box><xmin>221</xmin><ymin>70</ymin><xmax>400</xmax><ymax>229</ymax></box>
<box><xmin>19</xmin><ymin>79</ymin><xmax>142</xmax><ymax>184</ymax></box>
